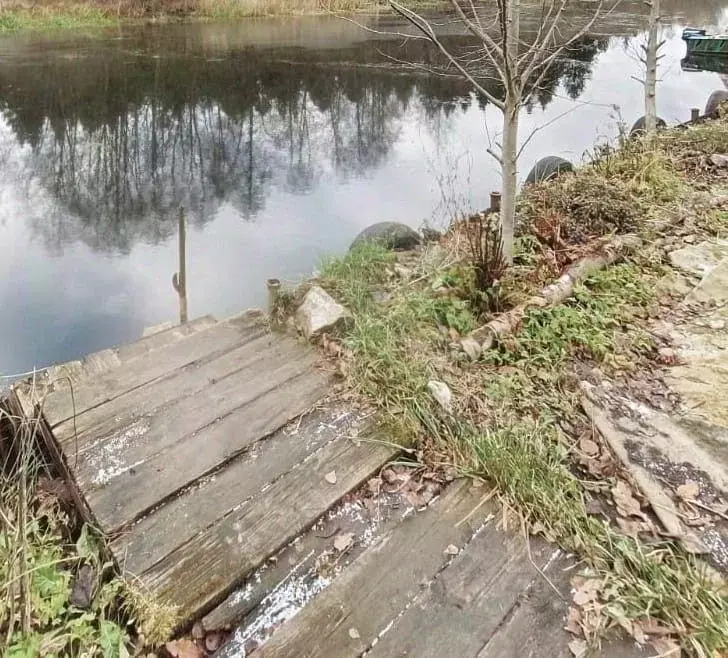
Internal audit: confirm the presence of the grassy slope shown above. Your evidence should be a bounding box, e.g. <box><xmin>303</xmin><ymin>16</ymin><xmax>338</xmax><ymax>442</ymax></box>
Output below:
<box><xmin>318</xmin><ymin>119</ymin><xmax>728</xmax><ymax>654</ymax></box>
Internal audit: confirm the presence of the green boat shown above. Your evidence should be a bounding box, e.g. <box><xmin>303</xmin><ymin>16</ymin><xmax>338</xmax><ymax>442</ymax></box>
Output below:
<box><xmin>682</xmin><ymin>27</ymin><xmax>728</xmax><ymax>57</ymax></box>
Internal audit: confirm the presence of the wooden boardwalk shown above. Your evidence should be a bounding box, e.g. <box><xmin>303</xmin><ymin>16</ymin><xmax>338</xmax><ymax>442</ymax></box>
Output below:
<box><xmin>11</xmin><ymin>312</ymin><xmax>644</xmax><ymax>656</ymax></box>
<box><xmin>12</xmin><ymin>312</ymin><xmax>395</xmax><ymax>623</ymax></box>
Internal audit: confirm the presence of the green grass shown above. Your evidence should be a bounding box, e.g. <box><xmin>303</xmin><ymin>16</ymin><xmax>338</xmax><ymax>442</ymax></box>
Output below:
<box><xmin>0</xmin><ymin>408</ymin><xmax>177</xmax><ymax>656</ymax></box>
<box><xmin>0</xmin><ymin>7</ymin><xmax>116</xmax><ymax>33</ymax></box>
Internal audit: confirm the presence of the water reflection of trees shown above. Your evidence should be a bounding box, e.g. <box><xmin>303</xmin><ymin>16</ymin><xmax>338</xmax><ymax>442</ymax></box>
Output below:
<box><xmin>0</xmin><ymin>33</ymin><xmax>606</xmax><ymax>253</ymax></box>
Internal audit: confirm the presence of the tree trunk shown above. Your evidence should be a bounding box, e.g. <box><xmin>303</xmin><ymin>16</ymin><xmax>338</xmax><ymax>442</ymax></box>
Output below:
<box><xmin>500</xmin><ymin>97</ymin><xmax>519</xmax><ymax>265</ymax></box>
<box><xmin>644</xmin><ymin>0</ymin><xmax>660</xmax><ymax>133</ymax></box>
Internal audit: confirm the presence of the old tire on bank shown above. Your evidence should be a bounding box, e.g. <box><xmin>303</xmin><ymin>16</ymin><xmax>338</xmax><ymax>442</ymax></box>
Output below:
<box><xmin>705</xmin><ymin>90</ymin><xmax>728</xmax><ymax>116</ymax></box>
<box><xmin>524</xmin><ymin>156</ymin><xmax>574</xmax><ymax>185</ymax></box>
<box><xmin>629</xmin><ymin>115</ymin><xmax>666</xmax><ymax>137</ymax></box>
<box><xmin>350</xmin><ymin>222</ymin><xmax>421</xmax><ymax>251</ymax></box>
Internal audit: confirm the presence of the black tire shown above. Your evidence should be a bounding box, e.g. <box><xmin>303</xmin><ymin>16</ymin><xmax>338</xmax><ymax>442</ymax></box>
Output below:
<box><xmin>629</xmin><ymin>115</ymin><xmax>667</xmax><ymax>137</ymax></box>
<box><xmin>705</xmin><ymin>90</ymin><xmax>728</xmax><ymax>116</ymax></box>
<box><xmin>524</xmin><ymin>156</ymin><xmax>574</xmax><ymax>185</ymax></box>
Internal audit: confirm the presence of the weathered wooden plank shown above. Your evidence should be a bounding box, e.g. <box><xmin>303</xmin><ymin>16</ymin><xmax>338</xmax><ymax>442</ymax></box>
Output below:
<box><xmin>367</xmin><ymin>533</ymin><xmax>557</xmax><ymax>658</ymax></box>
<box><xmin>477</xmin><ymin>556</ymin><xmax>646</xmax><ymax>658</ymax></box>
<box><xmin>54</xmin><ymin>331</ymin><xmax>292</xmax><ymax>453</ymax></box>
<box><xmin>41</xmin><ymin>319</ymin><xmax>266</xmax><ymax>429</ymax></box>
<box><xmin>248</xmin><ymin>480</ymin><xmax>496</xmax><ymax>658</ymax></box>
<box><xmin>112</xmin><ymin>406</ymin><xmax>366</xmax><ymax>577</ymax></box>
<box><xmin>13</xmin><ymin>315</ymin><xmax>220</xmax><ymax>416</ymax></box>
<box><xmin>115</xmin><ymin>314</ymin><xmax>218</xmax><ymax>363</ymax></box>
<box><xmin>142</xmin><ymin>436</ymin><xmax>397</xmax><ymax>621</ymax></box>
<box><xmin>85</xmin><ymin>360</ymin><xmax>329</xmax><ymax>532</ymax></box>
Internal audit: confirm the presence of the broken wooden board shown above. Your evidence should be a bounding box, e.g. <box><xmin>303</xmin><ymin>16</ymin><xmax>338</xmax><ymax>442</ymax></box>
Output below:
<box><xmin>242</xmin><ymin>479</ymin><xmax>496</xmax><ymax>658</ymax></box>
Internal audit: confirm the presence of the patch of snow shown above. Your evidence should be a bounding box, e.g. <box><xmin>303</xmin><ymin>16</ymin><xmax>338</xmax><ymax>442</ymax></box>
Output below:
<box><xmin>226</xmin><ymin>550</ymin><xmax>330</xmax><ymax>655</ymax></box>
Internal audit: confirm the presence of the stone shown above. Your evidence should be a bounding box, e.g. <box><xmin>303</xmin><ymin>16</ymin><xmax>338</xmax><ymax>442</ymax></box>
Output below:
<box><xmin>427</xmin><ymin>380</ymin><xmax>453</xmax><ymax>413</ymax></box>
<box><xmin>668</xmin><ymin>240</ymin><xmax>728</xmax><ymax>278</ymax></box>
<box><xmin>350</xmin><ymin>222</ymin><xmax>421</xmax><ymax>251</ymax></box>
<box><xmin>295</xmin><ymin>286</ymin><xmax>352</xmax><ymax>339</ymax></box>
<box><xmin>460</xmin><ymin>337</ymin><xmax>482</xmax><ymax>361</ymax></box>
<box><xmin>688</xmin><ymin>259</ymin><xmax>728</xmax><ymax>305</ymax></box>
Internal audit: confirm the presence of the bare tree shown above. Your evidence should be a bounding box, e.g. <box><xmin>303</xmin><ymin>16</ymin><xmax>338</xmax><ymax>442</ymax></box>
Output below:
<box><xmin>642</xmin><ymin>0</ymin><xmax>663</xmax><ymax>133</ymax></box>
<box><xmin>390</xmin><ymin>0</ymin><xmax>613</xmax><ymax>263</ymax></box>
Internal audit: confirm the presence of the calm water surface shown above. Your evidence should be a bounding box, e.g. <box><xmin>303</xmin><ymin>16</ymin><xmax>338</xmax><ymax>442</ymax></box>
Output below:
<box><xmin>1</xmin><ymin>3</ymin><xmax>728</xmax><ymax>374</ymax></box>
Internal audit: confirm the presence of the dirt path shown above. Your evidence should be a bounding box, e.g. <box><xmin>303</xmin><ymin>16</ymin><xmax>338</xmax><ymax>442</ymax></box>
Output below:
<box><xmin>584</xmin><ymin>238</ymin><xmax>728</xmax><ymax>571</ymax></box>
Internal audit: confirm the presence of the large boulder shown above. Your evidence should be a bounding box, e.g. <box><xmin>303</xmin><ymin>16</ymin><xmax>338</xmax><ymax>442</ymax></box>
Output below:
<box><xmin>350</xmin><ymin>222</ymin><xmax>421</xmax><ymax>251</ymax></box>
<box><xmin>629</xmin><ymin>115</ymin><xmax>667</xmax><ymax>137</ymax></box>
<box><xmin>295</xmin><ymin>286</ymin><xmax>352</xmax><ymax>339</ymax></box>
<box><xmin>705</xmin><ymin>90</ymin><xmax>728</xmax><ymax>116</ymax></box>
<box><xmin>524</xmin><ymin>156</ymin><xmax>574</xmax><ymax>185</ymax></box>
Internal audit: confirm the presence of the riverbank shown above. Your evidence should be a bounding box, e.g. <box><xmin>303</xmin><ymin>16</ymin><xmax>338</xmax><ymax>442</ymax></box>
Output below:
<box><xmin>286</xmin><ymin>115</ymin><xmax>728</xmax><ymax>654</ymax></box>
<box><xmin>0</xmin><ymin>0</ymin><xmax>435</xmax><ymax>32</ymax></box>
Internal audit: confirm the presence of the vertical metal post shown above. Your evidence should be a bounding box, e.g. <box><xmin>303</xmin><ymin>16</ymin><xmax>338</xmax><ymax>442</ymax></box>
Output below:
<box><xmin>175</xmin><ymin>206</ymin><xmax>188</xmax><ymax>325</ymax></box>
<box><xmin>691</xmin><ymin>107</ymin><xmax>700</xmax><ymax>121</ymax></box>
<box><xmin>490</xmin><ymin>191</ymin><xmax>502</xmax><ymax>214</ymax></box>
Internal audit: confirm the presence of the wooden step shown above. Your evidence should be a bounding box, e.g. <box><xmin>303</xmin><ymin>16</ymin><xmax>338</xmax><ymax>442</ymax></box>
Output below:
<box><xmin>238</xmin><ymin>479</ymin><xmax>500</xmax><ymax>658</ymax></box>
<box><xmin>142</xmin><ymin>430</ymin><xmax>395</xmax><ymax>621</ymax></box>
<box><xmin>83</xmin><ymin>344</ymin><xmax>328</xmax><ymax>532</ymax></box>
<box><xmin>113</xmin><ymin>405</ymin><xmax>372</xmax><ymax>578</ymax></box>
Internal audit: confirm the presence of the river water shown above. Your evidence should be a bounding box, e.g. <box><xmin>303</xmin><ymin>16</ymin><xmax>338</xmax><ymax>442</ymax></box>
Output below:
<box><xmin>1</xmin><ymin>2</ymin><xmax>727</xmax><ymax>374</ymax></box>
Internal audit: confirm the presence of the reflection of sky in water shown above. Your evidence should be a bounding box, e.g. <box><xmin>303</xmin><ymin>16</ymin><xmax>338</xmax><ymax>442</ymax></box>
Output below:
<box><xmin>0</xmin><ymin>14</ymin><xmax>727</xmax><ymax>375</ymax></box>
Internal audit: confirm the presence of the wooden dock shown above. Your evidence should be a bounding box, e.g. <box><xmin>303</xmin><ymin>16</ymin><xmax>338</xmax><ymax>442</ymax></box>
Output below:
<box><xmin>11</xmin><ymin>311</ymin><xmax>395</xmax><ymax>623</ymax></box>
<box><xmin>10</xmin><ymin>312</ymin><xmax>644</xmax><ymax>656</ymax></box>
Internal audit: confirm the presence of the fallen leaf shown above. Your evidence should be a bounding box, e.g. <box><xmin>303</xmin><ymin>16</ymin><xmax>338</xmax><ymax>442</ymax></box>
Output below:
<box><xmin>444</xmin><ymin>544</ymin><xmax>459</xmax><ymax>556</ymax></box>
<box><xmin>568</xmin><ymin>638</ymin><xmax>587</xmax><ymax>657</ymax></box>
<box><xmin>641</xmin><ymin>618</ymin><xmax>676</xmax><ymax>636</ymax></box>
<box><xmin>650</xmin><ymin>637</ymin><xmax>681</xmax><ymax>657</ymax></box>
<box><xmin>612</xmin><ymin>480</ymin><xmax>641</xmax><ymax>517</ymax></box>
<box><xmin>572</xmin><ymin>578</ymin><xmax>601</xmax><ymax>606</ymax></box>
<box><xmin>564</xmin><ymin>606</ymin><xmax>582</xmax><ymax>635</ymax></box>
<box><xmin>579</xmin><ymin>437</ymin><xmax>599</xmax><ymax>457</ymax></box>
<box><xmin>334</xmin><ymin>532</ymin><xmax>354</xmax><ymax>552</ymax></box>
<box><xmin>381</xmin><ymin>468</ymin><xmax>398</xmax><ymax>484</ymax></box>
<box><xmin>164</xmin><ymin>639</ymin><xmax>204</xmax><ymax>658</ymax></box>
<box><xmin>367</xmin><ymin>477</ymin><xmax>381</xmax><ymax>495</ymax></box>
<box><xmin>615</xmin><ymin>516</ymin><xmax>654</xmax><ymax>539</ymax></box>
<box><xmin>324</xmin><ymin>471</ymin><xmax>337</xmax><ymax>485</ymax></box>
<box><xmin>585</xmin><ymin>498</ymin><xmax>606</xmax><ymax>516</ymax></box>
<box><xmin>676</xmin><ymin>481</ymin><xmax>700</xmax><ymax>501</ymax></box>
<box><xmin>348</xmin><ymin>628</ymin><xmax>361</xmax><ymax>640</ymax></box>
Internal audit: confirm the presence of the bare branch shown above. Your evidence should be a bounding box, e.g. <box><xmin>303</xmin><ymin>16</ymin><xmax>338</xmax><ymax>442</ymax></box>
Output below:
<box><xmin>389</xmin><ymin>0</ymin><xmax>506</xmax><ymax>110</ymax></box>
<box><xmin>516</xmin><ymin>105</ymin><xmax>581</xmax><ymax>159</ymax></box>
